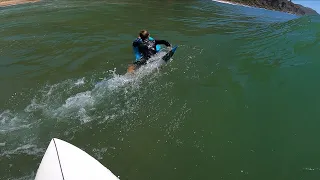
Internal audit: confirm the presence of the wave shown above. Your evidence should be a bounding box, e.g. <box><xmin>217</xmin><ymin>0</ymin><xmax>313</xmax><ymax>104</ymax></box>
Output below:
<box><xmin>0</xmin><ymin>42</ymin><xmax>204</xmax><ymax>180</ymax></box>
<box><xmin>232</xmin><ymin>15</ymin><xmax>320</xmax><ymax>69</ymax></box>
<box><xmin>2</xmin><ymin>1</ymin><xmax>319</xmax><ymax>179</ymax></box>
<box><xmin>0</xmin><ymin>43</ymin><xmax>206</xmax><ymax>180</ymax></box>
<box><xmin>0</xmin><ymin>50</ymin><xmax>174</xmax><ymax>157</ymax></box>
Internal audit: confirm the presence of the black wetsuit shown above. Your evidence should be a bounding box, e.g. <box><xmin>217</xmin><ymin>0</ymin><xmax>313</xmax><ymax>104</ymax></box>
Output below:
<box><xmin>132</xmin><ymin>38</ymin><xmax>171</xmax><ymax>65</ymax></box>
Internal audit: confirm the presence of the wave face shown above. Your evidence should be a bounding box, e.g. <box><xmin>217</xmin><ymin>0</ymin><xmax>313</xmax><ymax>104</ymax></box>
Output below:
<box><xmin>1</xmin><ymin>0</ymin><xmax>320</xmax><ymax>180</ymax></box>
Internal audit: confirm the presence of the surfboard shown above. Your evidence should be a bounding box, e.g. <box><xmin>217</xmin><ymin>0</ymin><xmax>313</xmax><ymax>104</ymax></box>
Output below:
<box><xmin>162</xmin><ymin>45</ymin><xmax>178</xmax><ymax>62</ymax></box>
<box><xmin>34</xmin><ymin>138</ymin><xmax>119</xmax><ymax>180</ymax></box>
<box><xmin>127</xmin><ymin>45</ymin><xmax>178</xmax><ymax>73</ymax></box>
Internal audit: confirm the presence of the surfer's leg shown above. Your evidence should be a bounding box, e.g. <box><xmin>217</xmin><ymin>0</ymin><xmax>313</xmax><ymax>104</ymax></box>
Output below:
<box><xmin>127</xmin><ymin>58</ymin><xmax>147</xmax><ymax>73</ymax></box>
<box><xmin>127</xmin><ymin>64</ymin><xmax>136</xmax><ymax>73</ymax></box>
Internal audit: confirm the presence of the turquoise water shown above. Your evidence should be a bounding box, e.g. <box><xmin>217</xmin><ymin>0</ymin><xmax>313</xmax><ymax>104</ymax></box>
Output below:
<box><xmin>1</xmin><ymin>0</ymin><xmax>320</xmax><ymax>179</ymax></box>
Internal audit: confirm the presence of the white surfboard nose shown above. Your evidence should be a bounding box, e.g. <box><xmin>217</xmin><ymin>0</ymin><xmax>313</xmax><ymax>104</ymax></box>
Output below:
<box><xmin>35</xmin><ymin>138</ymin><xmax>119</xmax><ymax>180</ymax></box>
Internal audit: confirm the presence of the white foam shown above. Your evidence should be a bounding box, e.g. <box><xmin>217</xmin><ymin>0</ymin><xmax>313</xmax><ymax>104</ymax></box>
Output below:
<box><xmin>24</xmin><ymin>77</ymin><xmax>87</xmax><ymax>114</ymax></box>
<box><xmin>10</xmin><ymin>172</ymin><xmax>35</xmax><ymax>180</ymax></box>
<box><xmin>303</xmin><ymin>167</ymin><xmax>320</xmax><ymax>171</ymax></box>
<box><xmin>1</xmin><ymin>144</ymin><xmax>45</xmax><ymax>157</ymax></box>
<box><xmin>92</xmin><ymin>147</ymin><xmax>109</xmax><ymax>160</ymax></box>
<box><xmin>213</xmin><ymin>0</ymin><xmax>240</xmax><ymax>6</ymax></box>
<box><xmin>212</xmin><ymin>0</ymin><xmax>292</xmax><ymax>14</ymax></box>
<box><xmin>212</xmin><ymin>0</ymin><xmax>255</xmax><ymax>8</ymax></box>
<box><xmin>94</xmin><ymin>52</ymin><xmax>167</xmax><ymax>92</ymax></box>
<box><xmin>63</xmin><ymin>91</ymin><xmax>95</xmax><ymax>109</ymax></box>
<box><xmin>0</xmin><ymin>110</ymin><xmax>33</xmax><ymax>133</ymax></box>
<box><xmin>75</xmin><ymin>77</ymin><xmax>85</xmax><ymax>85</ymax></box>
<box><xmin>0</xmin><ymin>50</ymin><xmax>172</xmax><ymax>168</ymax></box>
<box><xmin>24</xmin><ymin>98</ymin><xmax>46</xmax><ymax>113</ymax></box>
<box><xmin>9</xmin><ymin>50</ymin><xmax>166</xmax><ymax>127</ymax></box>
<box><xmin>77</xmin><ymin>107</ymin><xmax>92</xmax><ymax>123</ymax></box>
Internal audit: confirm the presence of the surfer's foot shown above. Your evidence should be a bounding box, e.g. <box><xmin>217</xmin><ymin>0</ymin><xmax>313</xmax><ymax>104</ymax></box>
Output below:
<box><xmin>127</xmin><ymin>64</ymin><xmax>136</xmax><ymax>73</ymax></box>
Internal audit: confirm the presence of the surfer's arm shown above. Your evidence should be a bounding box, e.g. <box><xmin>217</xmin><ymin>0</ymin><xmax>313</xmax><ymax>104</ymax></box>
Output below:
<box><xmin>133</xmin><ymin>40</ymin><xmax>148</xmax><ymax>50</ymax></box>
<box><xmin>132</xmin><ymin>39</ymin><xmax>141</xmax><ymax>47</ymax></box>
<box><xmin>155</xmin><ymin>40</ymin><xmax>171</xmax><ymax>47</ymax></box>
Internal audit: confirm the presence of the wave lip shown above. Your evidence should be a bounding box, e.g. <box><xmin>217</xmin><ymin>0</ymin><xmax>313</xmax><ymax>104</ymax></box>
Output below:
<box><xmin>0</xmin><ymin>0</ymin><xmax>40</xmax><ymax>7</ymax></box>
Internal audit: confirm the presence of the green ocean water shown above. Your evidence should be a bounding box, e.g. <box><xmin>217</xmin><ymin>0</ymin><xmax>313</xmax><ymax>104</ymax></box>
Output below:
<box><xmin>1</xmin><ymin>0</ymin><xmax>320</xmax><ymax>179</ymax></box>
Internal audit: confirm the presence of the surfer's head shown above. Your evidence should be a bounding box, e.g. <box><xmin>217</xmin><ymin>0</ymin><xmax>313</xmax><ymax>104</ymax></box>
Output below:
<box><xmin>139</xmin><ymin>30</ymin><xmax>150</xmax><ymax>40</ymax></box>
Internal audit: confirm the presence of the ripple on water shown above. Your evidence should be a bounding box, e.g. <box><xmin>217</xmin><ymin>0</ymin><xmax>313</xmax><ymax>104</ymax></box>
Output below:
<box><xmin>0</xmin><ymin>50</ymin><xmax>172</xmax><ymax>162</ymax></box>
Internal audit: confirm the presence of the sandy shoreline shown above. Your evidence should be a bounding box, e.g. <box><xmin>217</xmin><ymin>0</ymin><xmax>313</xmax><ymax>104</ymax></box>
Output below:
<box><xmin>0</xmin><ymin>0</ymin><xmax>39</xmax><ymax>7</ymax></box>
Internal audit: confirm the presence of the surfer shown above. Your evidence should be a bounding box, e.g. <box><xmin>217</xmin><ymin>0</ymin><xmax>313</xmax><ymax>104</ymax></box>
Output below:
<box><xmin>128</xmin><ymin>30</ymin><xmax>172</xmax><ymax>73</ymax></box>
